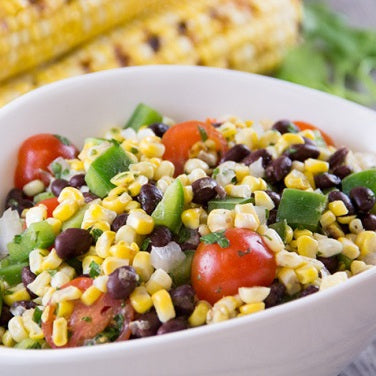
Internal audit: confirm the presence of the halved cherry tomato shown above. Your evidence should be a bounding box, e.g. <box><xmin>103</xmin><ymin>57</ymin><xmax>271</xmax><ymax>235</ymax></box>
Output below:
<box><xmin>42</xmin><ymin>277</ymin><xmax>134</xmax><ymax>348</ymax></box>
<box><xmin>38</xmin><ymin>197</ymin><xmax>59</xmax><ymax>217</ymax></box>
<box><xmin>162</xmin><ymin>121</ymin><xmax>228</xmax><ymax>175</ymax></box>
<box><xmin>14</xmin><ymin>134</ymin><xmax>78</xmax><ymax>189</ymax></box>
<box><xmin>293</xmin><ymin>121</ymin><xmax>335</xmax><ymax>147</ymax></box>
<box><xmin>191</xmin><ymin>228</ymin><xmax>276</xmax><ymax>305</ymax></box>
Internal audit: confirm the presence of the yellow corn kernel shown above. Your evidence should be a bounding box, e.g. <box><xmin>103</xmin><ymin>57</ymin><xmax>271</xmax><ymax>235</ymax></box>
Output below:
<box><xmin>81</xmin><ymin>204</ymin><xmax>116</xmax><ymax>230</ymax></box>
<box><xmin>95</xmin><ymin>231</ymin><xmax>116</xmax><ymax>258</ymax></box>
<box><xmin>82</xmin><ymin>255</ymin><xmax>103</xmax><ymax>275</ymax></box>
<box><xmin>284</xmin><ymin>170</ymin><xmax>311</xmax><ymax>190</ymax></box>
<box><xmin>128</xmin><ymin>181</ymin><xmax>142</xmax><ymax>197</ymax></box>
<box><xmin>320</xmin><ymin>272</ymin><xmax>348</xmax><ymax>290</ymax></box>
<box><xmin>337</xmin><ymin>215</ymin><xmax>357</xmax><ymax>225</ymax></box>
<box><xmin>355</xmin><ymin>231</ymin><xmax>376</xmax><ymax>257</ymax></box>
<box><xmin>326</xmin><ymin>222</ymin><xmax>345</xmax><ymax>239</ymax></box>
<box><xmin>52</xmin><ymin>286</ymin><xmax>82</xmax><ymax>303</ymax></box>
<box><xmin>188</xmin><ymin>301</ymin><xmax>212</xmax><ymax>327</ymax></box>
<box><xmin>27</xmin><ymin>271</ymin><xmax>51</xmax><ymax>297</ymax></box>
<box><xmin>304</xmin><ymin>159</ymin><xmax>329</xmax><ymax>174</ymax></box>
<box><xmin>238</xmin><ymin>287</ymin><xmax>271</xmax><ymax>304</ymax></box>
<box><xmin>183</xmin><ymin>186</ymin><xmax>193</xmax><ymax>205</ymax></box>
<box><xmin>328</xmin><ymin>200</ymin><xmax>348</xmax><ymax>217</ymax></box>
<box><xmin>207</xmin><ymin>209</ymin><xmax>234</xmax><ymax>233</ymax></box>
<box><xmin>154</xmin><ymin>161</ymin><xmax>175</xmax><ymax>181</ymax></box>
<box><xmin>234</xmin><ymin>127</ymin><xmax>258</xmax><ymax>149</ymax></box>
<box><xmin>52</xmin><ymin>317</ymin><xmax>68</xmax><ymax>347</ymax></box>
<box><xmin>110</xmin><ymin>171</ymin><xmax>136</xmax><ymax>187</ymax></box>
<box><xmin>277</xmin><ymin>267</ymin><xmax>301</xmax><ymax>295</ymax></box>
<box><xmin>53</xmin><ymin>199</ymin><xmax>79</xmax><ymax>222</ymax></box>
<box><xmin>8</xmin><ymin>316</ymin><xmax>28</xmax><ymax>343</ymax></box>
<box><xmin>130</xmin><ymin>286</ymin><xmax>153</xmax><ymax>314</ymax></box>
<box><xmin>81</xmin><ymin>286</ymin><xmax>102</xmax><ymax>306</ymax></box>
<box><xmin>3</xmin><ymin>286</ymin><xmax>30</xmax><ymax>306</ymax></box>
<box><xmin>42</xmin><ymin>287</ymin><xmax>57</xmax><ymax>307</ymax></box>
<box><xmin>124</xmin><ymin>200</ymin><xmax>141</xmax><ymax>211</ymax></box>
<box><xmin>0</xmin><ymin>327</ymin><xmax>5</xmax><ymax>344</ymax></box>
<box><xmin>146</xmin><ymin>269</ymin><xmax>172</xmax><ymax>295</ymax></box>
<box><xmin>254</xmin><ymin>191</ymin><xmax>275</xmax><ymax>210</ymax></box>
<box><xmin>2</xmin><ymin>331</ymin><xmax>15</xmax><ymax>347</ymax></box>
<box><xmin>130</xmin><ymin>161</ymin><xmax>155</xmax><ymax>179</ymax></box>
<box><xmin>304</xmin><ymin>171</ymin><xmax>316</xmax><ymax>189</ymax></box>
<box><xmin>152</xmin><ymin>289</ymin><xmax>176</xmax><ymax>323</ymax></box>
<box><xmin>56</xmin><ymin>301</ymin><xmax>74</xmax><ymax>318</ymax></box>
<box><xmin>351</xmin><ymin>260</ymin><xmax>373</xmax><ymax>275</ymax></box>
<box><xmin>102</xmin><ymin>194</ymin><xmax>131</xmax><ymax>214</ymax></box>
<box><xmin>297</xmin><ymin>236</ymin><xmax>318</xmax><ymax>258</ymax></box>
<box><xmin>234</xmin><ymin>203</ymin><xmax>259</xmax><ymax>231</ymax></box>
<box><xmin>41</xmin><ymin>249</ymin><xmax>63</xmax><ymax>271</ymax></box>
<box><xmin>46</xmin><ymin>218</ymin><xmax>62</xmax><ymax>234</ymax></box>
<box><xmin>110</xmin><ymin>241</ymin><xmax>138</xmax><ymax>261</ymax></box>
<box><xmin>220</xmin><ymin>122</ymin><xmax>237</xmax><ymax>141</ymax></box>
<box><xmin>127</xmin><ymin>210</ymin><xmax>154</xmax><ymax>235</ymax></box>
<box><xmin>102</xmin><ymin>257</ymin><xmax>129</xmax><ymax>275</ymax></box>
<box><xmin>70</xmin><ymin>159</ymin><xmax>85</xmax><ymax>171</ymax></box>
<box><xmin>132</xmin><ymin>252</ymin><xmax>154</xmax><ymax>281</ymax></box>
<box><xmin>235</xmin><ymin>164</ymin><xmax>250</xmax><ymax>183</ymax></box>
<box><xmin>93</xmin><ymin>276</ymin><xmax>109</xmax><ymax>293</ymax></box>
<box><xmin>299</xmin><ymin>129</ymin><xmax>316</xmax><ymax>140</ymax></box>
<box><xmin>262</xmin><ymin>228</ymin><xmax>284</xmax><ymax>253</ymax></box>
<box><xmin>207</xmin><ymin>306</ymin><xmax>230</xmax><ymax>324</ymax></box>
<box><xmin>139</xmin><ymin>137</ymin><xmax>165</xmax><ymax>158</ymax></box>
<box><xmin>241</xmin><ymin>176</ymin><xmax>265</xmax><ymax>191</ymax></box>
<box><xmin>295</xmin><ymin>264</ymin><xmax>318</xmax><ymax>284</ymax></box>
<box><xmin>294</xmin><ymin>229</ymin><xmax>313</xmax><ymax>239</ymax></box>
<box><xmin>239</xmin><ymin>302</ymin><xmax>265</xmax><ymax>316</ymax></box>
<box><xmin>275</xmin><ymin>133</ymin><xmax>304</xmax><ymax>153</ymax></box>
<box><xmin>320</xmin><ymin>210</ymin><xmax>336</xmax><ymax>227</ymax></box>
<box><xmin>349</xmin><ymin>218</ymin><xmax>364</xmax><ymax>234</ymax></box>
<box><xmin>184</xmin><ymin>159</ymin><xmax>210</xmax><ymax>174</ymax></box>
<box><xmin>108</xmin><ymin>186</ymin><xmax>128</xmax><ymax>197</ymax></box>
<box><xmin>276</xmin><ymin>250</ymin><xmax>304</xmax><ymax>268</ymax></box>
<box><xmin>225</xmin><ymin>184</ymin><xmax>252</xmax><ymax>198</ymax></box>
<box><xmin>258</xmin><ymin>130</ymin><xmax>280</xmax><ymax>148</ymax></box>
<box><xmin>198</xmin><ymin>224</ymin><xmax>210</xmax><ymax>236</ymax></box>
<box><xmin>58</xmin><ymin>187</ymin><xmax>84</xmax><ymax>205</ymax></box>
<box><xmin>22</xmin><ymin>309</ymin><xmax>44</xmax><ymax>340</ymax></box>
<box><xmin>115</xmin><ymin>224</ymin><xmax>139</xmax><ymax>244</ymax></box>
<box><xmin>25</xmin><ymin>205</ymin><xmax>47</xmax><ymax>227</ymax></box>
<box><xmin>181</xmin><ymin>208</ymin><xmax>201</xmax><ymax>230</ymax></box>
<box><xmin>338</xmin><ymin>237</ymin><xmax>360</xmax><ymax>259</ymax></box>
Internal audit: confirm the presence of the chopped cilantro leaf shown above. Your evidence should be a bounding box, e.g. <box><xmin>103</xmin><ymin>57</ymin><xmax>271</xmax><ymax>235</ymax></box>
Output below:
<box><xmin>212</xmin><ymin>167</ymin><xmax>220</xmax><ymax>178</ymax></box>
<box><xmin>91</xmin><ymin>228</ymin><xmax>103</xmax><ymax>242</ymax></box>
<box><xmin>50</xmin><ymin>162</ymin><xmax>62</xmax><ymax>179</ymax></box>
<box><xmin>200</xmin><ymin>231</ymin><xmax>230</xmax><ymax>248</ymax></box>
<box><xmin>89</xmin><ymin>261</ymin><xmax>101</xmax><ymax>278</ymax></box>
<box><xmin>141</xmin><ymin>238</ymin><xmax>151</xmax><ymax>251</ymax></box>
<box><xmin>54</xmin><ymin>134</ymin><xmax>72</xmax><ymax>146</ymax></box>
<box><xmin>82</xmin><ymin>316</ymin><xmax>92</xmax><ymax>322</ymax></box>
<box><xmin>198</xmin><ymin>126</ymin><xmax>208</xmax><ymax>142</ymax></box>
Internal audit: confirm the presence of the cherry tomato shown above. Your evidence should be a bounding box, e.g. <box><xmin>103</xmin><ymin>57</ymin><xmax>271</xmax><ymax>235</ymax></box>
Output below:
<box><xmin>38</xmin><ymin>197</ymin><xmax>59</xmax><ymax>217</ymax></box>
<box><xmin>293</xmin><ymin>121</ymin><xmax>335</xmax><ymax>147</ymax></box>
<box><xmin>191</xmin><ymin>228</ymin><xmax>276</xmax><ymax>305</ymax></box>
<box><xmin>42</xmin><ymin>277</ymin><xmax>134</xmax><ymax>348</ymax></box>
<box><xmin>14</xmin><ymin>134</ymin><xmax>78</xmax><ymax>189</ymax></box>
<box><xmin>162</xmin><ymin>121</ymin><xmax>228</xmax><ymax>175</ymax></box>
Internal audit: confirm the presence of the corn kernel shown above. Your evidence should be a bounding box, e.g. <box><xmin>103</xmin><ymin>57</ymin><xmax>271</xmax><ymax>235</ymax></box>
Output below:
<box><xmin>139</xmin><ymin>137</ymin><xmax>165</xmax><ymax>158</ymax></box>
<box><xmin>320</xmin><ymin>210</ymin><xmax>336</xmax><ymax>227</ymax></box>
<box><xmin>351</xmin><ymin>260</ymin><xmax>373</xmax><ymax>275</ymax></box>
<box><xmin>356</xmin><ymin>231</ymin><xmax>376</xmax><ymax>257</ymax></box>
<box><xmin>254</xmin><ymin>191</ymin><xmax>275</xmax><ymax>210</ymax></box>
<box><xmin>320</xmin><ymin>272</ymin><xmax>348</xmax><ymax>291</ymax></box>
<box><xmin>81</xmin><ymin>286</ymin><xmax>102</xmax><ymax>306</ymax></box>
<box><xmin>181</xmin><ymin>208</ymin><xmax>201</xmax><ymax>229</ymax></box>
<box><xmin>102</xmin><ymin>257</ymin><xmax>129</xmax><ymax>275</ymax></box>
<box><xmin>46</xmin><ymin>217</ymin><xmax>62</xmax><ymax>234</ymax></box>
<box><xmin>8</xmin><ymin>316</ymin><xmax>28</xmax><ymax>343</ymax></box>
<box><xmin>56</xmin><ymin>301</ymin><xmax>74</xmax><ymax>318</ymax></box>
<box><xmin>132</xmin><ymin>252</ymin><xmax>154</xmax><ymax>281</ymax></box>
<box><xmin>304</xmin><ymin>159</ymin><xmax>329</xmax><ymax>174</ymax></box>
<box><xmin>41</xmin><ymin>249</ymin><xmax>63</xmax><ymax>271</ymax></box>
<box><xmin>317</xmin><ymin>238</ymin><xmax>343</xmax><ymax>257</ymax></box>
<box><xmin>154</xmin><ymin>161</ymin><xmax>175</xmax><ymax>181</ymax></box>
<box><xmin>93</xmin><ymin>275</ymin><xmax>109</xmax><ymax>293</ymax></box>
<box><xmin>82</xmin><ymin>255</ymin><xmax>103</xmax><ymax>275</ymax></box>
<box><xmin>102</xmin><ymin>194</ymin><xmax>131</xmax><ymax>214</ymax></box>
<box><xmin>2</xmin><ymin>331</ymin><xmax>15</xmax><ymax>347</ymax></box>
<box><xmin>25</xmin><ymin>205</ymin><xmax>47</xmax><ymax>227</ymax></box>
<box><xmin>207</xmin><ymin>209</ymin><xmax>234</xmax><ymax>233</ymax></box>
<box><xmin>52</xmin><ymin>317</ymin><xmax>68</xmax><ymax>347</ymax></box>
<box><xmin>328</xmin><ymin>200</ymin><xmax>348</xmax><ymax>217</ymax></box>
<box><xmin>22</xmin><ymin>309</ymin><xmax>44</xmax><ymax>340</ymax></box>
<box><xmin>127</xmin><ymin>210</ymin><xmax>154</xmax><ymax>235</ymax></box>
<box><xmin>284</xmin><ymin>170</ymin><xmax>311</xmax><ymax>190</ymax></box>
<box><xmin>42</xmin><ymin>287</ymin><xmax>56</xmax><ymax>306</ymax></box>
<box><xmin>110</xmin><ymin>241</ymin><xmax>138</xmax><ymax>261</ymax></box>
<box><xmin>338</xmin><ymin>237</ymin><xmax>360</xmax><ymax>259</ymax></box>
<box><xmin>239</xmin><ymin>302</ymin><xmax>265</xmax><ymax>316</ymax></box>
<box><xmin>188</xmin><ymin>301</ymin><xmax>212</xmax><ymax>327</ymax></box>
<box><xmin>52</xmin><ymin>286</ymin><xmax>82</xmax><ymax>303</ymax></box>
<box><xmin>81</xmin><ymin>204</ymin><xmax>116</xmax><ymax>230</ymax></box>
<box><xmin>238</xmin><ymin>287</ymin><xmax>270</xmax><ymax>304</ymax></box>
<box><xmin>115</xmin><ymin>224</ymin><xmax>139</xmax><ymax>244</ymax></box>
<box><xmin>225</xmin><ymin>184</ymin><xmax>252</xmax><ymax>198</ymax></box>
<box><xmin>130</xmin><ymin>161</ymin><xmax>155</xmax><ymax>179</ymax></box>
<box><xmin>297</xmin><ymin>236</ymin><xmax>318</xmax><ymax>258</ymax></box>
<box><xmin>276</xmin><ymin>250</ymin><xmax>304</xmax><ymax>268</ymax></box>
<box><xmin>29</xmin><ymin>249</ymin><xmax>45</xmax><ymax>274</ymax></box>
<box><xmin>130</xmin><ymin>286</ymin><xmax>153</xmax><ymax>314</ymax></box>
<box><xmin>337</xmin><ymin>215</ymin><xmax>356</xmax><ymax>225</ymax></box>
<box><xmin>295</xmin><ymin>264</ymin><xmax>318</xmax><ymax>284</ymax></box>
<box><xmin>53</xmin><ymin>199</ymin><xmax>79</xmax><ymax>222</ymax></box>
<box><xmin>262</xmin><ymin>228</ymin><xmax>284</xmax><ymax>253</ymax></box>
<box><xmin>294</xmin><ymin>229</ymin><xmax>313</xmax><ymax>239</ymax></box>
<box><xmin>277</xmin><ymin>267</ymin><xmax>301</xmax><ymax>295</ymax></box>
<box><xmin>146</xmin><ymin>269</ymin><xmax>172</xmax><ymax>295</ymax></box>
<box><xmin>95</xmin><ymin>231</ymin><xmax>115</xmax><ymax>258</ymax></box>
<box><xmin>184</xmin><ymin>159</ymin><xmax>210</xmax><ymax>174</ymax></box>
<box><xmin>349</xmin><ymin>218</ymin><xmax>364</xmax><ymax>234</ymax></box>
<box><xmin>152</xmin><ymin>289</ymin><xmax>176</xmax><ymax>323</ymax></box>
<box><xmin>58</xmin><ymin>187</ymin><xmax>84</xmax><ymax>205</ymax></box>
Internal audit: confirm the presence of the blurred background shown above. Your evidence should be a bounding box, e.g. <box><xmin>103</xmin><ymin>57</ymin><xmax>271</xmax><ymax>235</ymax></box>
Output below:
<box><xmin>0</xmin><ymin>1</ymin><xmax>375</xmax><ymax>374</ymax></box>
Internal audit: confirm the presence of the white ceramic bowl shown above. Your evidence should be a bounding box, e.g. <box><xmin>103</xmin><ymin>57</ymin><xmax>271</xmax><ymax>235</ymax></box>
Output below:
<box><xmin>1</xmin><ymin>66</ymin><xmax>376</xmax><ymax>376</ymax></box>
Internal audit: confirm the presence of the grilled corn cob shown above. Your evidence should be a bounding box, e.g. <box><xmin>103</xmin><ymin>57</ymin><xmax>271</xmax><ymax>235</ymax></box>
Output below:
<box><xmin>0</xmin><ymin>0</ymin><xmax>302</xmax><ymax>107</ymax></box>
<box><xmin>0</xmin><ymin>0</ymin><xmax>174</xmax><ymax>81</ymax></box>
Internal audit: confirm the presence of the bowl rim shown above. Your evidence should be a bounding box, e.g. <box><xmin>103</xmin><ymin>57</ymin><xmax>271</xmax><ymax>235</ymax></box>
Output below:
<box><xmin>0</xmin><ymin>65</ymin><xmax>376</xmax><ymax>361</ymax></box>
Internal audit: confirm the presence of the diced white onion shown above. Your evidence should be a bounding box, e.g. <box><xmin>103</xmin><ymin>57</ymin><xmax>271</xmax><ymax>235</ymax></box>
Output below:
<box><xmin>0</xmin><ymin>208</ymin><xmax>23</xmax><ymax>259</ymax></box>
<box><xmin>150</xmin><ymin>241</ymin><xmax>186</xmax><ymax>273</ymax></box>
<box><xmin>248</xmin><ymin>158</ymin><xmax>264</xmax><ymax>178</ymax></box>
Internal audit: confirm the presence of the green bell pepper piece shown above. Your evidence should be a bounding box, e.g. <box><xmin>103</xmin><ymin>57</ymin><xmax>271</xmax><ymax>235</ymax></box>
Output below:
<box><xmin>208</xmin><ymin>197</ymin><xmax>253</xmax><ymax>212</ymax></box>
<box><xmin>124</xmin><ymin>103</ymin><xmax>163</xmax><ymax>131</ymax></box>
<box><xmin>342</xmin><ymin>170</ymin><xmax>376</xmax><ymax>196</ymax></box>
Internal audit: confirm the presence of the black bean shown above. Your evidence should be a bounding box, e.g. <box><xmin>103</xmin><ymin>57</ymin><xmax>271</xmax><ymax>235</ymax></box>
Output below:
<box><xmin>265</xmin><ymin>190</ymin><xmax>281</xmax><ymax>207</ymax></box>
<box><xmin>138</xmin><ymin>184</ymin><xmax>163</xmax><ymax>214</ymax></box>
<box><xmin>148</xmin><ymin>123</ymin><xmax>169</xmax><ymax>137</ymax></box>
<box><xmin>272</xmin><ymin>120</ymin><xmax>299</xmax><ymax>134</ymax></box>
<box><xmin>264</xmin><ymin>281</ymin><xmax>286</xmax><ymax>308</ymax></box>
<box><xmin>298</xmin><ymin>285</ymin><xmax>319</xmax><ymax>298</ymax></box>
<box><xmin>317</xmin><ymin>256</ymin><xmax>339</xmax><ymax>274</ymax></box>
<box><xmin>265</xmin><ymin>155</ymin><xmax>292</xmax><ymax>183</ymax></box>
<box><xmin>361</xmin><ymin>214</ymin><xmax>376</xmax><ymax>231</ymax></box>
<box><xmin>22</xmin><ymin>266</ymin><xmax>37</xmax><ymax>299</ymax></box>
<box><xmin>350</xmin><ymin>186</ymin><xmax>375</xmax><ymax>213</ymax></box>
<box><xmin>55</xmin><ymin>228</ymin><xmax>92</xmax><ymax>260</ymax></box>
<box><xmin>284</xmin><ymin>143</ymin><xmax>320</xmax><ymax>162</ymax></box>
<box><xmin>69</xmin><ymin>174</ymin><xmax>86</xmax><ymax>188</ymax></box>
<box><xmin>150</xmin><ymin>226</ymin><xmax>172</xmax><ymax>247</ymax></box>
<box><xmin>5</xmin><ymin>188</ymin><xmax>33</xmax><ymax>214</ymax></box>
<box><xmin>147</xmin><ymin>35</ymin><xmax>160</xmax><ymax>52</ymax></box>
<box><xmin>111</xmin><ymin>213</ymin><xmax>129</xmax><ymax>232</ymax></box>
<box><xmin>107</xmin><ymin>266</ymin><xmax>138</xmax><ymax>300</ymax></box>
<box><xmin>332</xmin><ymin>165</ymin><xmax>352</xmax><ymax>179</ymax></box>
<box><xmin>242</xmin><ymin>149</ymin><xmax>272</xmax><ymax>168</ymax></box>
<box><xmin>328</xmin><ymin>191</ymin><xmax>355</xmax><ymax>215</ymax></box>
<box><xmin>10</xmin><ymin>300</ymin><xmax>37</xmax><ymax>316</ymax></box>
<box><xmin>130</xmin><ymin>311</ymin><xmax>161</xmax><ymax>338</ymax></box>
<box><xmin>314</xmin><ymin>173</ymin><xmax>341</xmax><ymax>189</ymax></box>
<box><xmin>179</xmin><ymin>229</ymin><xmax>200</xmax><ymax>251</ymax></box>
<box><xmin>170</xmin><ymin>285</ymin><xmax>195</xmax><ymax>316</ymax></box>
<box><xmin>83</xmin><ymin>192</ymin><xmax>99</xmax><ymax>203</ymax></box>
<box><xmin>328</xmin><ymin>147</ymin><xmax>349</xmax><ymax>169</ymax></box>
<box><xmin>214</xmin><ymin>184</ymin><xmax>226</xmax><ymax>199</ymax></box>
<box><xmin>267</xmin><ymin>209</ymin><xmax>277</xmax><ymax>226</ymax></box>
<box><xmin>221</xmin><ymin>144</ymin><xmax>251</xmax><ymax>163</ymax></box>
<box><xmin>192</xmin><ymin>177</ymin><xmax>219</xmax><ymax>205</ymax></box>
<box><xmin>0</xmin><ymin>306</ymin><xmax>12</xmax><ymax>327</ymax></box>
<box><xmin>50</xmin><ymin>179</ymin><xmax>70</xmax><ymax>197</ymax></box>
<box><xmin>157</xmin><ymin>318</ymin><xmax>188</xmax><ymax>335</ymax></box>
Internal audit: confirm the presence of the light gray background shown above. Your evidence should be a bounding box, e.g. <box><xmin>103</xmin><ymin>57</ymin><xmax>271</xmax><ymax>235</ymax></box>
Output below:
<box><xmin>321</xmin><ymin>1</ymin><xmax>376</xmax><ymax>375</ymax></box>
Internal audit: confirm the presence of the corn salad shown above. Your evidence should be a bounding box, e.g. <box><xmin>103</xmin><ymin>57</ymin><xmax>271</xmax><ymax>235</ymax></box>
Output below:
<box><xmin>0</xmin><ymin>103</ymin><xmax>375</xmax><ymax>349</ymax></box>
